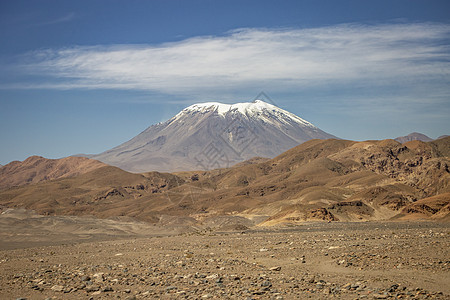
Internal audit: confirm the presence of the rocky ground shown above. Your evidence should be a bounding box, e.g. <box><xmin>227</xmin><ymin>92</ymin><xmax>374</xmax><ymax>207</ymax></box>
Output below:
<box><xmin>0</xmin><ymin>221</ymin><xmax>449</xmax><ymax>299</ymax></box>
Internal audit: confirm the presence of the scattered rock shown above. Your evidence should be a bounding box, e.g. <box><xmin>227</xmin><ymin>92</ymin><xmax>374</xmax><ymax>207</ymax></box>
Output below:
<box><xmin>373</xmin><ymin>293</ymin><xmax>389</xmax><ymax>299</ymax></box>
<box><xmin>50</xmin><ymin>285</ymin><xmax>64</xmax><ymax>292</ymax></box>
<box><xmin>1</xmin><ymin>222</ymin><xmax>448</xmax><ymax>300</ymax></box>
<box><xmin>85</xmin><ymin>286</ymin><xmax>99</xmax><ymax>292</ymax></box>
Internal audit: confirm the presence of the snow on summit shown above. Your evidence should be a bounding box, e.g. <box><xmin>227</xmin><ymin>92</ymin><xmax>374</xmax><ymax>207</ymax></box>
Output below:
<box><xmin>185</xmin><ymin>100</ymin><xmax>274</xmax><ymax>115</ymax></box>
<box><xmin>179</xmin><ymin>100</ymin><xmax>315</xmax><ymax>127</ymax></box>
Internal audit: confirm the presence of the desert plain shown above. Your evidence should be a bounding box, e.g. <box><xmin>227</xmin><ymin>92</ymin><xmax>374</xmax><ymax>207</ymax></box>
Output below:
<box><xmin>0</xmin><ymin>209</ymin><xmax>448</xmax><ymax>300</ymax></box>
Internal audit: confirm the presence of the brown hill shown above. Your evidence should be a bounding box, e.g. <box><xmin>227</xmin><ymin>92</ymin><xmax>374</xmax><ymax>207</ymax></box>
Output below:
<box><xmin>0</xmin><ymin>156</ymin><xmax>106</xmax><ymax>190</ymax></box>
<box><xmin>0</xmin><ymin>137</ymin><xmax>448</xmax><ymax>225</ymax></box>
<box><xmin>392</xmin><ymin>193</ymin><xmax>450</xmax><ymax>221</ymax></box>
<box><xmin>394</xmin><ymin>132</ymin><xmax>433</xmax><ymax>144</ymax></box>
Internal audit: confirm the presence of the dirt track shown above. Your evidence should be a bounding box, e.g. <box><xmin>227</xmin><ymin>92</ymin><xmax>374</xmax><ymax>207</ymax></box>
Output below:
<box><xmin>0</xmin><ymin>221</ymin><xmax>449</xmax><ymax>299</ymax></box>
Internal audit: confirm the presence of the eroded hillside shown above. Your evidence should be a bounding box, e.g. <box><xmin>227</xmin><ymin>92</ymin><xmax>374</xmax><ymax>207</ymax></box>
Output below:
<box><xmin>0</xmin><ymin>137</ymin><xmax>448</xmax><ymax>226</ymax></box>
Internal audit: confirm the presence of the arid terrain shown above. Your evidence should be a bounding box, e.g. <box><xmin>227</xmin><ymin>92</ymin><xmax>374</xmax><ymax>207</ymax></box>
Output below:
<box><xmin>0</xmin><ymin>156</ymin><xmax>106</xmax><ymax>190</ymax></box>
<box><xmin>0</xmin><ymin>216</ymin><xmax>448</xmax><ymax>299</ymax></box>
<box><xmin>1</xmin><ymin>138</ymin><xmax>449</xmax><ymax>225</ymax></box>
<box><xmin>0</xmin><ymin>137</ymin><xmax>449</xmax><ymax>299</ymax></box>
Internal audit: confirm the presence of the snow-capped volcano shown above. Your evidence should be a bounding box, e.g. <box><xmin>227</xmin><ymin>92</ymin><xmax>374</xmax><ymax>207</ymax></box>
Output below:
<box><xmin>88</xmin><ymin>100</ymin><xmax>337</xmax><ymax>172</ymax></box>
<box><xmin>177</xmin><ymin>100</ymin><xmax>315</xmax><ymax>127</ymax></box>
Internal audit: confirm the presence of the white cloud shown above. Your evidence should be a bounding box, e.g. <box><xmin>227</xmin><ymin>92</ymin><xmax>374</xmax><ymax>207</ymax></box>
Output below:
<box><xmin>38</xmin><ymin>12</ymin><xmax>76</xmax><ymax>26</ymax></box>
<box><xmin>7</xmin><ymin>22</ymin><xmax>450</xmax><ymax>101</ymax></box>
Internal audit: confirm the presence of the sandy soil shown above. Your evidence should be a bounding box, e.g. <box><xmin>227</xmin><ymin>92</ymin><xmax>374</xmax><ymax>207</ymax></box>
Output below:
<box><xmin>0</xmin><ymin>219</ymin><xmax>448</xmax><ymax>299</ymax></box>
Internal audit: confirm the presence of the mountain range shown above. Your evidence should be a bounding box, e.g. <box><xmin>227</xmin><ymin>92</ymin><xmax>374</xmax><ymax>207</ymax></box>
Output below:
<box><xmin>0</xmin><ymin>99</ymin><xmax>448</xmax><ymax>227</ymax></box>
<box><xmin>1</xmin><ymin>137</ymin><xmax>448</xmax><ymax>226</ymax></box>
<box><xmin>85</xmin><ymin>100</ymin><xmax>336</xmax><ymax>172</ymax></box>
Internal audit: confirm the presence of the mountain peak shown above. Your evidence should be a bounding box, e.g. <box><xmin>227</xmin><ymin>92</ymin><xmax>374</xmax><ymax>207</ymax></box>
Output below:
<box><xmin>394</xmin><ymin>132</ymin><xmax>433</xmax><ymax>144</ymax></box>
<box><xmin>178</xmin><ymin>100</ymin><xmax>315</xmax><ymax>128</ymax></box>
<box><xmin>89</xmin><ymin>99</ymin><xmax>337</xmax><ymax>172</ymax></box>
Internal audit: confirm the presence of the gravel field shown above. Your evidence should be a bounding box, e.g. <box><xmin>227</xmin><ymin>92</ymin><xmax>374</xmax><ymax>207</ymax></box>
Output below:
<box><xmin>1</xmin><ymin>221</ymin><xmax>449</xmax><ymax>299</ymax></box>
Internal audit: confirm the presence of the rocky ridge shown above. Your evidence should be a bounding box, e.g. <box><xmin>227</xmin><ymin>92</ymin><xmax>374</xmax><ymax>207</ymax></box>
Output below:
<box><xmin>0</xmin><ymin>156</ymin><xmax>105</xmax><ymax>190</ymax></box>
<box><xmin>0</xmin><ymin>137</ymin><xmax>448</xmax><ymax>225</ymax></box>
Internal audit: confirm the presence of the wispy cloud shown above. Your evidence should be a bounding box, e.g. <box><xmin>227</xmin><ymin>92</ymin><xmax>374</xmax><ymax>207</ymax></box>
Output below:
<box><xmin>38</xmin><ymin>12</ymin><xmax>76</xmax><ymax>26</ymax></box>
<box><xmin>5</xmin><ymin>22</ymin><xmax>450</xmax><ymax>103</ymax></box>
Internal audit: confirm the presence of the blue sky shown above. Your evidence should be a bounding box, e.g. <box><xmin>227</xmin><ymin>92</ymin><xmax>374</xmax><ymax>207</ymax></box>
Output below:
<box><xmin>1</xmin><ymin>0</ymin><xmax>449</xmax><ymax>165</ymax></box>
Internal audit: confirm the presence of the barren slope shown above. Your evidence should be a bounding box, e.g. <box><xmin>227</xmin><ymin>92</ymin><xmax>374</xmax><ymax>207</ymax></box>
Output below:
<box><xmin>394</xmin><ymin>132</ymin><xmax>433</xmax><ymax>143</ymax></box>
<box><xmin>0</xmin><ymin>137</ymin><xmax>448</xmax><ymax>225</ymax></box>
<box><xmin>0</xmin><ymin>156</ymin><xmax>106</xmax><ymax>190</ymax></box>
